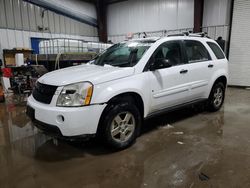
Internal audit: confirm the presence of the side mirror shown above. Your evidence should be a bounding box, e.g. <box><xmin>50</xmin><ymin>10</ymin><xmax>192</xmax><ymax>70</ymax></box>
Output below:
<box><xmin>150</xmin><ymin>58</ymin><xmax>172</xmax><ymax>71</ymax></box>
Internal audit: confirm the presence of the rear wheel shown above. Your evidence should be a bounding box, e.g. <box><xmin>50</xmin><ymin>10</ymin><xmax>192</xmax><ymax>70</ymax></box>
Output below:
<box><xmin>207</xmin><ymin>82</ymin><xmax>225</xmax><ymax>112</ymax></box>
<box><xmin>100</xmin><ymin>99</ymin><xmax>141</xmax><ymax>150</ymax></box>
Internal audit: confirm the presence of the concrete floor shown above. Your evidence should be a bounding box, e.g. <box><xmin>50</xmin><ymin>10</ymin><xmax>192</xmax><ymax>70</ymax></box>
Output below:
<box><xmin>0</xmin><ymin>88</ymin><xmax>250</xmax><ymax>188</ymax></box>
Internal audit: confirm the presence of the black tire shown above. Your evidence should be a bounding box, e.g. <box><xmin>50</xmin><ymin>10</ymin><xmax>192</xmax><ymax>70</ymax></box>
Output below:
<box><xmin>207</xmin><ymin>82</ymin><xmax>225</xmax><ymax>112</ymax></box>
<box><xmin>0</xmin><ymin>95</ymin><xmax>5</xmax><ymax>103</ymax></box>
<box><xmin>99</xmin><ymin>99</ymin><xmax>142</xmax><ymax>150</ymax></box>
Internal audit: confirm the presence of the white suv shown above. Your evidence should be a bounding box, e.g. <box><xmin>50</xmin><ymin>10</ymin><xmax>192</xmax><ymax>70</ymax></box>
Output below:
<box><xmin>27</xmin><ymin>34</ymin><xmax>228</xmax><ymax>149</ymax></box>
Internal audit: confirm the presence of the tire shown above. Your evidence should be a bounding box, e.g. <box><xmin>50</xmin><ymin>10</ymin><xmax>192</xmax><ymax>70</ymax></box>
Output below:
<box><xmin>0</xmin><ymin>95</ymin><xmax>5</xmax><ymax>103</ymax></box>
<box><xmin>207</xmin><ymin>82</ymin><xmax>225</xmax><ymax>112</ymax></box>
<box><xmin>100</xmin><ymin>99</ymin><xmax>142</xmax><ymax>150</ymax></box>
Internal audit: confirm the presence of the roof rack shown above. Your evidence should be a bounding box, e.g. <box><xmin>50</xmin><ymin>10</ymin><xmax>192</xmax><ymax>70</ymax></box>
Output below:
<box><xmin>189</xmin><ymin>32</ymin><xmax>209</xmax><ymax>38</ymax></box>
<box><xmin>167</xmin><ymin>33</ymin><xmax>186</xmax><ymax>37</ymax></box>
<box><xmin>167</xmin><ymin>31</ymin><xmax>210</xmax><ymax>38</ymax></box>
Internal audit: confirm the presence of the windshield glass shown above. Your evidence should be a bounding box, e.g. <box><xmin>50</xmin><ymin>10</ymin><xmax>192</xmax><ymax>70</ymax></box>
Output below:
<box><xmin>93</xmin><ymin>41</ymin><xmax>153</xmax><ymax>67</ymax></box>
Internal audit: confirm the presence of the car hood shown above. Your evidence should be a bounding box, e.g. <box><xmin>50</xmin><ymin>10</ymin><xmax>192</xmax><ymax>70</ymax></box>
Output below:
<box><xmin>38</xmin><ymin>64</ymin><xmax>135</xmax><ymax>86</ymax></box>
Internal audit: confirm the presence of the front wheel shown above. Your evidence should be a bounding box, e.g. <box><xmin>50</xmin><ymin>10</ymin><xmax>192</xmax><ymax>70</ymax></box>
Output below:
<box><xmin>100</xmin><ymin>101</ymin><xmax>141</xmax><ymax>150</ymax></box>
<box><xmin>207</xmin><ymin>82</ymin><xmax>225</xmax><ymax>112</ymax></box>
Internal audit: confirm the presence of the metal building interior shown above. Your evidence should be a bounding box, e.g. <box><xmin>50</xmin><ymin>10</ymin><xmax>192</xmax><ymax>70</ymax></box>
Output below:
<box><xmin>1</xmin><ymin>0</ymin><xmax>250</xmax><ymax>187</ymax></box>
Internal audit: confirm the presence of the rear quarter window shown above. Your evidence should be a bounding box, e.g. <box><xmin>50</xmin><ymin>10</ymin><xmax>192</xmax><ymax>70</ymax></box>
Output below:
<box><xmin>207</xmin><ymin>42</ymin><xmax>225</xmax><ymax>59</ymax></box>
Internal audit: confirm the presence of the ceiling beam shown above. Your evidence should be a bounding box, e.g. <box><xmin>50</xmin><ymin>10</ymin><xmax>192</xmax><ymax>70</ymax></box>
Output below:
<box><xmin>24</xmin><ymin>0</ymin><xmax>98</xmax><ymax>27</ymax></box>
<box><xmin>107</xmin><ymin>0</ymin><xmax>128</xmax><ymax>5</ymax></box>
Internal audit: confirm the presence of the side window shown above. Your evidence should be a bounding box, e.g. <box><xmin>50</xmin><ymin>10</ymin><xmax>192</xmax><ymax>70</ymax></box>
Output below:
<box><xmin>184</xmin><ymin>40</ymin><xmax>211</xmax><ymax>63</ymax></box>
<box><xmin>207</xmin><ymin>42</ymin><xmax>225</xmax><ymax>59</ymax></box>
<box><xmin>153</xmin><ymin>41</ymin><xmax>183</xmax><ymax>66</ymax></box>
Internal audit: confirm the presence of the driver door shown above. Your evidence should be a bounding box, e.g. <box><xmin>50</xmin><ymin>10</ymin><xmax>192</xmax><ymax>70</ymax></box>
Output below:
<box><xmin>148</xmin><ymin>40</ymin><xmax>191</xmax><ymax>113</ymax></box>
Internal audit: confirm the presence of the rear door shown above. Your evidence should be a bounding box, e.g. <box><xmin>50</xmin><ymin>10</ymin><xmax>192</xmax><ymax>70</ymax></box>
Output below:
<box><xmin>183</xmin><ymin>40</ymin><xmax>214</xmax><ymax>100</ymax></box>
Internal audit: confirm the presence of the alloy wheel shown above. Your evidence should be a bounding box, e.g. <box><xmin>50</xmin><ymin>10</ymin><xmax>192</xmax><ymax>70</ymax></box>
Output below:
<box><xmin>111</xmin><ymin>112</ymin><xmax>135</xmax><ymax>143</ymax></box>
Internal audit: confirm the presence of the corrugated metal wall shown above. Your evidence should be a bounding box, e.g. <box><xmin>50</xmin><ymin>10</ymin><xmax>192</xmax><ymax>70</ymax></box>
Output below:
<box><xmin>0</xmin><ymin>0</ymin><xmax>98</xmax><ymax>59</ymax></box>
<box><xmin>107</xmin><ymin>0</ymin><xmax>194</xmax><ymax>43</ymax></box>
<box><xmin>202</xmin><ymin>0</ymin><xmax>231</xmax><ymax>40</ymax></box>
<box><xmin>203</xmin><ymin>0</ymin><xmax>231</xmax><ymax>27</ymax></box>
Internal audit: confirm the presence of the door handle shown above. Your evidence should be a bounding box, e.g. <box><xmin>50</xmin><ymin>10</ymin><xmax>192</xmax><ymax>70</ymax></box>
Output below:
<box><xmin>180</xmin><ymin>69</ymin><xmax>188</xmax><ymax>74</ymax></box>
<box><xmin>208</xmin><ymin>64</ymin><xmax>214</xmax><ymax>68</ymax></box>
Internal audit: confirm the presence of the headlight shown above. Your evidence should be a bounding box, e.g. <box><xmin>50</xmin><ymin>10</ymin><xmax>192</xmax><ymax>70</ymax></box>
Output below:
<box><xmin>57</xmin><ymin>82</ymin><xmax>93</xmax><ymax>107</ymax></box>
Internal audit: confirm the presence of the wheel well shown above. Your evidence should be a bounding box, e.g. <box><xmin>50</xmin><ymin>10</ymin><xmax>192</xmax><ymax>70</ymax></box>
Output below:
<box><xmin>96</xmin><ymin>92</ymin><xmax>144</xmax><ymax>135</ymax></box>
<box><xmin>214</xmin><ymin>76</ymin><xmax>227</xmax><ymax>87</ymax></box>
<box><xmin>106</xmin><ymin>92</ymin><xmax>144</xmax><ymax>117</ymax></box>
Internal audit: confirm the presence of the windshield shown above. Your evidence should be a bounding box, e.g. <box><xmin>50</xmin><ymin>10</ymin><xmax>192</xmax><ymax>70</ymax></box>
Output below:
<box><xmin>93</xmin><ymin>41</ymin><xmax>153</xmax><ymax>67</ymax></box>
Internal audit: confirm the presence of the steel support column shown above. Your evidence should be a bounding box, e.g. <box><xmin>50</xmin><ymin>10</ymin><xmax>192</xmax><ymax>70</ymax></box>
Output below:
<box><xmin>96</xmin><ymin>0</ymin><xmax>108</xmax><ymax>42</ymax></box>
<box><xmin>194</xmin><ymin>0</ymin><xmax>204</xmax><ymax>33</ymax></box>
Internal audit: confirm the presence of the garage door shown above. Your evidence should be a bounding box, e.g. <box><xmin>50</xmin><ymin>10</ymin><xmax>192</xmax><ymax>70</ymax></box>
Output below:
<box><xmin>229</xmin><ymin>0</ymin><xmax>250</xmax><ymax>86</ymax></box>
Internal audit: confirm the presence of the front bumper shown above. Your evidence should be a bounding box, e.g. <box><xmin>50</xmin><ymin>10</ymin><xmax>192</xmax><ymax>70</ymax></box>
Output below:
<box><xmin>27</xmin><ymin>95</ymin><xmax>107</xmax><ymax>137</ymax></box>
<box><xmin>32</xmin><ymin>118</ymin><xmax>95</xmax><ymax>140</ymax></box>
